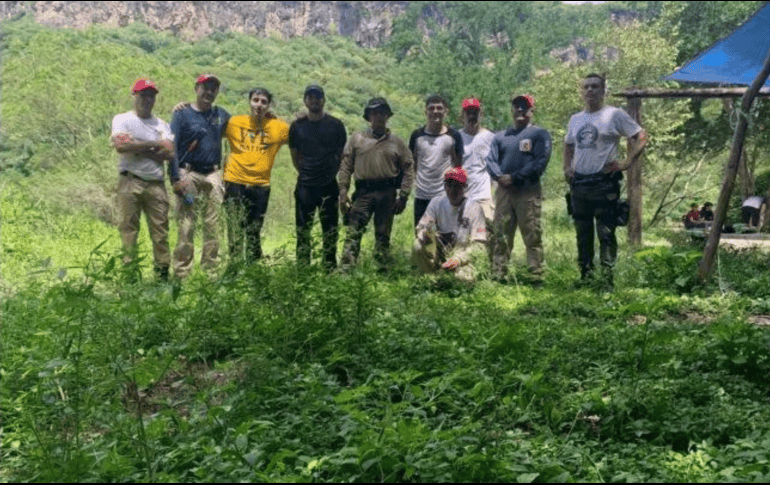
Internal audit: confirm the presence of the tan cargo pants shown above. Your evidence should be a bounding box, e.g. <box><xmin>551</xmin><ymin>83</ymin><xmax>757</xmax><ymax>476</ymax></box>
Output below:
<box><xmin>117</xmin><ymin>173</ymin><xmax>170</xmax><ymax>270</ymax></box>
<box><xmin>491</xmin><ymin>182</ymin><xmax>543</xmax><ymax>278</ymax></box>
<box><xmin>173</xmin><ymin>168</ymin><xmax>224</xmax><ymax>278</ymax></box>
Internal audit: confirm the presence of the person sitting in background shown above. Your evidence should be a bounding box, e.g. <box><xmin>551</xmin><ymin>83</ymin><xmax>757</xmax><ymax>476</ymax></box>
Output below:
<box><xmin>683</xmin><ymin>203</ymin><xmax>706</xmax><ymax>229</ymax></box>
<box><xmin>413</xmin><ymin>167</ymin><xmax>487</xmax><ymax>283</ymax></box>
<box><xmin>700</xmin><ymin>201</ymin><xmax>714</xmax><ymax>221</ymax></box>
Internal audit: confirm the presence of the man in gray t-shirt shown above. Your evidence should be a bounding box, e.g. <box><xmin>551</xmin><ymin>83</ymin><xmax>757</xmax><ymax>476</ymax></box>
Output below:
<box><xmin>563</xmin><ymin>74</ymin><xmax>646</xmax><ymax>287</ymax></box>
<box><xmin>409</xmin><ymin>94</ymin><xmax>464</xmax><ymax>227</ymax></box>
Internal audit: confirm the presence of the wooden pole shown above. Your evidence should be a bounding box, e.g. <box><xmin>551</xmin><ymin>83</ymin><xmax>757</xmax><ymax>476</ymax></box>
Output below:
<box><xmin>616</xmin><ymin>88</ymin><xmax>770</xmax><ymax>99</ymax></box>
<box><xmin>626</xmin><ymin>97</ymin><xmax>643</xmax><ymax>246</ymax></box>
<box><xmin>698</xmin><ymin>48</ymin><xmax>770</xmax><ymax>282</ymax></box>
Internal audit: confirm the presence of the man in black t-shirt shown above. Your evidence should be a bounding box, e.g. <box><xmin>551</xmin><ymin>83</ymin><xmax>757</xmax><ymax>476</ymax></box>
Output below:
<box><xmin>289</xmin><ymin>85</ymin><xmax>348</xmax><ymax>269</ymax></box>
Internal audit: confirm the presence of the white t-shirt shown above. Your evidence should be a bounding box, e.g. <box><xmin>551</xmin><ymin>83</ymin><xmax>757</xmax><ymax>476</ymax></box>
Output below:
<box><xmin>743</xmin><ymin>196</ymin><xmax>765</xmax><ymax>209</ymax></box>
<box><xmin>564</xmin><ymin>105</ymin><xmax>642</xmax><ymax>175</ymax></box>
<box><xmin>112</xmin><ymin>111</ymin><xmax>173</xmax><ymax>181</ymax></box>
<box><xmin>460</xmin><ymin>128</ymin><xmax>494</xmax><ymax>202</ymax></box>
<box><xmin>417</xmin><ymin>195</ymin><xmax>487</xmax><ymax>247</ymax></box>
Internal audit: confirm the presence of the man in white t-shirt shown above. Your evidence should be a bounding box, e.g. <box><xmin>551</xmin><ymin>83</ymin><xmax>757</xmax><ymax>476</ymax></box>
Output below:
<box><xmin>564</xmin><ymin>73</ymin><xmax>647</xmax><ymax>287</ymax></box>
<box><xmin>458</xmin><ymin>98</ymin><xmax>495</xmax><ymax>226</ymax></box>
<box><xmin>413</xmin><ymin>167</ymin><xmax>487</xmax><ymax>282</ymax></box>
<box><xmin>742</xmin><ymin>195</ymin><xmax>766</xmax><ymax>227</ymax></box>
<box><xmin>111</xmin><ymin>78</ymin><xmax>178</xmax><ymax>281</ymax></box>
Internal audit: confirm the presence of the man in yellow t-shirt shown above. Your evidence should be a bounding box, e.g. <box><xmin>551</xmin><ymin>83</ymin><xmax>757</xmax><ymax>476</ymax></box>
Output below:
<box><xmin>223</xmin><ymin>87</ymin><xmax>289</xmax><ymax>261</ymax></box>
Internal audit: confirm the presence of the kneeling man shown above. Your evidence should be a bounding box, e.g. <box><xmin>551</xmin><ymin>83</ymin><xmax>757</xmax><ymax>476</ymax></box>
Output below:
<box><xmin>413</xmin><ymin>167</ymin><xmax>487</xmax><ymax>282</ymax></box>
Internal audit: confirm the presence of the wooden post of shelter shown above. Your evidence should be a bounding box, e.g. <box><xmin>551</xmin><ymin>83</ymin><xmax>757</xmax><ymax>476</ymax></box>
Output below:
<box><xmin>626</xmin><ymin>97</ymin><xmax>643</xmax><ymax>246</ymax></box>
<box><xmin>697</xmin><ymin>48</ymin><xmax>770</xmax><ymax>282</ymax></box>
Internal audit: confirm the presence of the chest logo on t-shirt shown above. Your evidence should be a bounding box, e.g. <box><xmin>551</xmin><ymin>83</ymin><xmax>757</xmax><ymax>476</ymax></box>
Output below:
<box><xmin>519</xmin><ymin>139</ymin><xmax>532</xmax><ymax>152</ymax></box>
<box><xmin>239</xmin><ymin>127</ymin><xmax>269</xmax><ymax>153</ymax></box>
<box><xmin>576</xmin><ymin>124</ymin><xmax>598</xmax><ymax>149</ymax></box>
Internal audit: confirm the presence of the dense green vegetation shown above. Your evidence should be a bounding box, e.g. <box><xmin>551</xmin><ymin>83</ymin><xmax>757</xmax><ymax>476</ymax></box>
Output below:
<box><xmin>4</xmin><ymin>244</ymin><xmax>770</xmax><ymax>482</ymax></box>
<box><xmin>3</xmin><ymin>1</ymin><xmax>770</xmax><ymax>482</ymax></box>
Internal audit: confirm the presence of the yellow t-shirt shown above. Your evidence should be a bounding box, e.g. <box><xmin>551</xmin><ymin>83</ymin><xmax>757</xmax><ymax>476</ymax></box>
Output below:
<box><xmin>224</xmin><ymin>114</ymin><xmax>290</xmax><ymax>186</ymax></box>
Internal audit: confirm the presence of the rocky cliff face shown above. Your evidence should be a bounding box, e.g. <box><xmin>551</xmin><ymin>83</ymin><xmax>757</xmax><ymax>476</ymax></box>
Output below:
<box><xmin>0</xmin><ymin>1</ymin><xmax>412</xmax><ymax>47</ymax></box>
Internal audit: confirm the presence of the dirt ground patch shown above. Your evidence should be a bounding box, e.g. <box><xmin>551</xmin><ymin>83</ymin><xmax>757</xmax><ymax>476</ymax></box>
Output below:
<box><xmin>719</xmin><ymin>236</ymin><xmax>770</xmax><ymax>251</ymax></box>
<box><xmin>122</xmin><ymin>357</ymin><xmax>245</xmax><ymax>417</ymax></box>
<box><xmin>748</xmin><ymin>315</ymin><xmax>770</xmax><ymax>327</ymax></box>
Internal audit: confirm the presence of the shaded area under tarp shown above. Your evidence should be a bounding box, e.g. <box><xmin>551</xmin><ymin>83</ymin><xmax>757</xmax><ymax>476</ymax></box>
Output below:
<box><xmin>664</xmin><ymin>3</ymin><xmax>770</xmax><ymax>87</ymax></box>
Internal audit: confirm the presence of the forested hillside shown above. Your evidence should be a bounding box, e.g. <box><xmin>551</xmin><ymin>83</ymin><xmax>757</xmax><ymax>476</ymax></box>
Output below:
<box><xmin>3</xmin><ymin>2</ymin><xmax>770</xmax><ymax>482</ymax></box>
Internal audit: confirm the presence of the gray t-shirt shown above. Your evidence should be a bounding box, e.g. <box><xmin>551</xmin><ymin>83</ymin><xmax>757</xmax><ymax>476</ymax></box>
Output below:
<box><xmin>409</xmin><ymin>126</ymin><xmax>464</xmax><ymax>200</ymax></box>
<box><xmin>460</xmin><ymin>128</ymin><xmax>494</xmax><ymax>202</ymax></box>
<box><xmin>112</xmin><ymin>111</ymin><xmax>173</xmax><ymax>181</ymax></box>
<box><xmin>564</xmin><ymin>105</ymin><xmax>642</xmax><ymax>175</ymax></box>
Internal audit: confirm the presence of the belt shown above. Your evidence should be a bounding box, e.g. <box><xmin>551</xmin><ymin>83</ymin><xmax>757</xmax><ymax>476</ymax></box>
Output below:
<box><xmin>180</xmin><ymin>163</ymin><xmax>220</xmax><ymax>175</ymax></box>
<box><xmin>572</xmin><ymin>171</ymin><xmax>622</xmax><ymax>185</ymax></box>
<box><xmin>120</xmin><ymin>171</ymin><xmax>143</xmax><ymax>179</ymax></box>
<box><xmin>355</xmin><ymin>177</ymin><xmax>400</xmax><ymax>191</ymax></box>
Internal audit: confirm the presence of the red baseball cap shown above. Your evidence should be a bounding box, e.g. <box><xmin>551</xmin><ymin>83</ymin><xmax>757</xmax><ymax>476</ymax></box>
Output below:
<box><xmin>444</xmin><ymin>167</ymin><xmax>468</xmax><ymax>185</ymax></box>
<box><xmin>511</xmin><ymin>94</ymin><xmax>535</xmax><ymax>109</ymax></box>
<box><xmin>196</xmin><ymin>74</ymin><xmax>220</xmax><ymax>86</ymax></box>
<box><xmin>462</xmin><ymin>98</ymin><xmax>481</xmax><ymax>110</ymax></box>
<box><xmin>131</xmin><ymin>78</ymin><xmax>158</xmax><ymax>94</ymax></box>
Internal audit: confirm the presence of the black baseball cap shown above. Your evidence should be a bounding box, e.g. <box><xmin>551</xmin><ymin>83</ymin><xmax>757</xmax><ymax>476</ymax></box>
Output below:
<box><xmin>304</xmin><ymin>84</ymin><xmax>324</xmax><ymax>97</ymax></box>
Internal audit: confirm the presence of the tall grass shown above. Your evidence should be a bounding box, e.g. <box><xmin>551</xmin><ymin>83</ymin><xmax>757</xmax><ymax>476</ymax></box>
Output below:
<box><xmin>4</xmin><ymin>229</ymin><xmax>770</xmax><ymax>481</ymax></box>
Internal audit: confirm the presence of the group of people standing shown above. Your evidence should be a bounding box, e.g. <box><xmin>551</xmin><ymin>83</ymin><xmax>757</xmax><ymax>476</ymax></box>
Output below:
<box><xmin>111</xmin><ymin>72</ymin><xmax>646</xmax><ymax>288</ymax></box>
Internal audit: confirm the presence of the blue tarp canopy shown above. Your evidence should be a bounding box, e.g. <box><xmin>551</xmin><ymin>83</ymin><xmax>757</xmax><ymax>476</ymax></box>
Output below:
<box><xmin>664</xmin><ymin>3</ymin><xmax>770</xmax><ymax>87</ymax></box>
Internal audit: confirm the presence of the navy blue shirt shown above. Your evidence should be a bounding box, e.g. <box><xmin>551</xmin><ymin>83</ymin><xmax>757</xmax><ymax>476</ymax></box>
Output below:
<box><xmin>289</xmin><ymin>114</ymin><xmax>347</xmax><ymax>187</ymax></box>
<box><xmin>171</xmin><ymin>106</ymin><xmax>230</xmax><ymax>174</ymax></box>
<box><xmin>486</xmin><ymin>124</ymin><xmax>552</xmax><ymax>188</ymax></box>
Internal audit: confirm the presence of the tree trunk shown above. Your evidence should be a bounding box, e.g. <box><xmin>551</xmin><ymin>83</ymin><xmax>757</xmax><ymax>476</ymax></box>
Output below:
<box><xmin>738</xmin><ymin>147</ymin><xmax>755</xmax><ymax>201</ymax></box>
<box><xmin>627</xmin><ymin>97</ymin><xmax>643</xmax><ymax>246</ymax></box>
<box><xmin>698</xmin><ymin>48</ymin><xmax>770</xmax><ymax>282</ymax></box>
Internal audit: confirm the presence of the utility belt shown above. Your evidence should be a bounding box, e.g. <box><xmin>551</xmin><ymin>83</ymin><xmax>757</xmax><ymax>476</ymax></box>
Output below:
<box><xmin>567</xmin><ymin>171</ymin><xmax>629</xmax><ymax>226</ymax></box>
<box><xmin>571</xmin><ymin>171</ymin><xmax>622</xmax><ymax>186</ymax></box>
<box><xmin>355</xmin><ymin>176</ymin><xmax>400</xmax><ymax>191</ymax></box>
<box><xmin>179</xmin><ymin>163</ymin><xmax>220</xmax><ymax>175</ymax></box>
